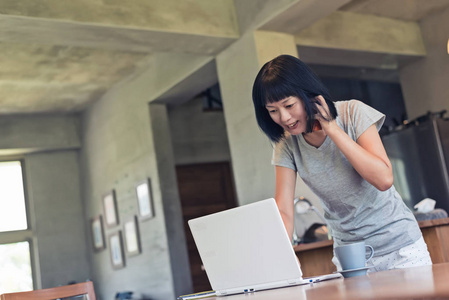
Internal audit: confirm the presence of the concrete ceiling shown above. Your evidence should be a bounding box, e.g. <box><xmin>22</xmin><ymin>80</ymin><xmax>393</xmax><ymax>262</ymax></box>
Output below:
<box><xmin>1</xmin><ymin>0</ymin><xmax>448</xmax><ymax>115</ymax></box>
<box><xmin>340</xmin><ymin>0</ymin><xmax>449</xmax><ymax>21</ymax></box>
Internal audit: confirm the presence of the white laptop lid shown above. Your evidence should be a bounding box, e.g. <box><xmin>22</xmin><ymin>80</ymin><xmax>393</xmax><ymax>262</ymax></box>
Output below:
<box><xmin>188</xmin><ymin>198</ymin><xmax>304</xmax><ymax>295</ymax></box>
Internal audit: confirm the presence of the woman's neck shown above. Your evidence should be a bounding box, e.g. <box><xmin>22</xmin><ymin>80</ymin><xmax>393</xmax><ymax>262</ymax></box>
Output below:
<box><xmin>302</xmin><ymin>130</ymin><xmax>327</xmax><ymax>148</ymax></box>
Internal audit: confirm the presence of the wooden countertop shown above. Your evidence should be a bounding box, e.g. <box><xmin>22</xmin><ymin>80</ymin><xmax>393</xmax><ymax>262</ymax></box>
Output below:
<box><xmin>294</xmin><ymin>239</ymin><xmax>333</xmax><ymax>252</ymax></box>
<box><xmin>294</xmin><ymin>217</ymin><xmax>449</xmax><ymax>252</ymax></box>
<box><xmin>418</xmin><ymin>217</ymin><xmax>449</xmax><ymax>228</ymax></box>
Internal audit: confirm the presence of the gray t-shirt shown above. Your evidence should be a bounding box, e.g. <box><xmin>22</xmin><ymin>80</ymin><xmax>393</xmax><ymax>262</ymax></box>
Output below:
<box><xmin>272</xmin><ymin>100</ymin><xmax>421</xmax><ymax>256</ymax></box>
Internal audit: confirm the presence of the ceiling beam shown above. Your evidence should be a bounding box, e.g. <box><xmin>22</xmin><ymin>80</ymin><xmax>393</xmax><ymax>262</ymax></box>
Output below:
<box><xmin>259</xmin><ymin>0</ymin><xmax>352</xmax><ymax>34</ymax></box>
<box><xmin>295</xmin><ymin>11</ymin><xmax>426</xmax><ymax>56</ymax></box>
<box><xmin>0</xmin><ymin>15</ymin><xmax>238</xmax><ymax>55</ymax></box>
<box><xmin>0</xmin><ymin>0</ymin><xmax>239</xmax><ymax>38</ymax></box>
<box><xmin>293</xmin><ymin>11</ymin><xmax>426</xmax><ymax>70</ymax></box>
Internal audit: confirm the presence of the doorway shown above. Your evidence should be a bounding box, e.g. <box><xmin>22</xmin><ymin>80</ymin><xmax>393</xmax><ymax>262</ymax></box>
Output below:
<box><xmin>176</xmin><ymin>162</ymin><xmax>237</xmax><ymax>292</ymax></box>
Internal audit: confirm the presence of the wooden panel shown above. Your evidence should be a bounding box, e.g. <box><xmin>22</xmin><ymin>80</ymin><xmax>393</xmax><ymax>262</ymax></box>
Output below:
<box><xmin>294</xmin><ymin>239</ymin><xmax>335</xmax><ymax>277</ymax></box>
<box><xmin>421</xmin><ymin>227</ymin><xmax>445</xmax><ymax>263</ymax></box>
<box><xmin>420</xmin><ymin>218</ymin><xmax>449</xmax><ymax>264</ymax></box>
<box><xmin>437</xmin><ymin>224</ymin><xmax>449</xmax><ymax>262</ymax></box>
<box><xmin>296</xmin><ymin>245</ymin><xmax>336</xmax><ymax>277</ymax></box>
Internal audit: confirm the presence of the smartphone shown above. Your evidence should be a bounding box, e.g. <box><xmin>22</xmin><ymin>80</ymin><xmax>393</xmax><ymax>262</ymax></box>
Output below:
<box><xmin>311</xmin><ymin>100</ymin><xmax>322</xmax><ymax>131</ymax></box>
<box><xmin>312</xmin><ymin>119</ymin><xmax>322</xmax><ymax>131</ymax></box>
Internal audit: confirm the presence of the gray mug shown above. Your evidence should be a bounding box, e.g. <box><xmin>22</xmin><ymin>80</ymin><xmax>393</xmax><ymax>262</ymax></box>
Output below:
<box><xmin>335</xmin><ymin>241</ymin><xmax>374</xmax><ymax>270</ymax></box>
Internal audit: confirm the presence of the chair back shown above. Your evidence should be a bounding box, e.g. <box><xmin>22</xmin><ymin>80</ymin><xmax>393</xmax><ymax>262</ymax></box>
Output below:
<box><xmin>0</xmin><ymin>281</ymin><xmax>96</xmax><ymax>300</ymax></box>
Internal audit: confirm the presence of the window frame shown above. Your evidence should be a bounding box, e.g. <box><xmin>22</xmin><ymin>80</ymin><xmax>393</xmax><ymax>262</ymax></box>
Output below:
<box><xmin>0</xmin><ymin>158</ymin><xmax>38</xmax><ymax>291</ymax></box>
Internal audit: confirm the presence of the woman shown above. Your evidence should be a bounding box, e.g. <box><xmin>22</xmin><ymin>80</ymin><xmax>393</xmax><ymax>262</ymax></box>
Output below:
<box><xmin>252</xmin><ymin>54</ymin><xmax>431</xmax><ymax>272</ymax></box>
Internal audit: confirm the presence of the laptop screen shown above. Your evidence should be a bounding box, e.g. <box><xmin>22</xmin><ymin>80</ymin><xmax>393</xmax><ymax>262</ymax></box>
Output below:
<box><xmin>188</xmin><ymin>198</ymin><xmax>303</xmax><ymax>293</ymax></box>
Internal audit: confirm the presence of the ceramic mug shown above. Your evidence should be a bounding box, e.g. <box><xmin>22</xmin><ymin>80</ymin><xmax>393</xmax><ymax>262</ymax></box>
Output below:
<box><xmin>335</xmin><ymin>241</ymin><xmax>374</xmax><ymax>270</ymax></box>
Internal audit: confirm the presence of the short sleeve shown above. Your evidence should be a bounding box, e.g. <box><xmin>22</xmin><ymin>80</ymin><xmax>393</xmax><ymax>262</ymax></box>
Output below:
<box><xmin>271</xmin><ymin>138</ymin><xmax>297</xmax><ymax>172</ymax></box>
<box><xmin>345</xmin><ymin>100</ymin><xmax>385</xmax><ymax>140</ymax></box>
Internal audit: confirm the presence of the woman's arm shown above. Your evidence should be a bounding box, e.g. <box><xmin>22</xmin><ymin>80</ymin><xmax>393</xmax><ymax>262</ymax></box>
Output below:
<box><xmin>315</xmin><ymin>96</ymin><xmax>393</xmax><ymax>191</ymax></box>
<box><xmin>274</xmin><ymin>166</ymin><xmax>297</xmax><ymax>242</ymax></box>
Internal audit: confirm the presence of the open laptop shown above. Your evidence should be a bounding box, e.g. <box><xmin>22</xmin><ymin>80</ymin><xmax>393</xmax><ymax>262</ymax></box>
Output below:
<box><xmin>188</xmin><ymin>198</ymin><xmax>341</xmax><ymax>296</ymax></box>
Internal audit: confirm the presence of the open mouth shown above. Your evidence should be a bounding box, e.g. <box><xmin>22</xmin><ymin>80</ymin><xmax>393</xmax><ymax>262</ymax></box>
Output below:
<box><xmin>286</xmin><ymin>121</ymin><xmax>299</xmax><ymax>129</ymax></box>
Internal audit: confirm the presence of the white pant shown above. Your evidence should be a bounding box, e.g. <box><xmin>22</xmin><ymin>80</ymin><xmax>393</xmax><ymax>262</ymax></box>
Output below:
<box><xmin>332</xmin><ymin>236</ymin><xmax>432</xmax><ymax>272</ymax></box>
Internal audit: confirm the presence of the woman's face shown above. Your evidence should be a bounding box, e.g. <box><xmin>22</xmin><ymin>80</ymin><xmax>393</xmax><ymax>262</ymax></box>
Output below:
<box><xmin>265</xmin><ymin>96</ymin><xmax>308</xmax><ymax>135</ymax></box>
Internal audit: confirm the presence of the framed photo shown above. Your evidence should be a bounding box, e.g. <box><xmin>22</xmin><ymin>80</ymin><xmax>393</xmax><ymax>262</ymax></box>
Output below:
<box><xmin>136</xmin><ymin>179</ymin><xmax>154</xmax><ymax>220</ymax></box>
<box><xmin>90</xmin><ymin>215</ymin><xmax>106</xmax><ymax>252</ymax></box>
<box><xmin>124</xmin><ymin>216</ymin><xmax>142</xmax><ymax>256</ymax></box>
<box><xmin>109</xmin><ymin>231</ymin><xmax>125</xmax><ymax>269</ymax></box>
<box><xmin>103</xmin><ymin>190</ymin><xmax>119</xmax><ymax>227</ymax></box>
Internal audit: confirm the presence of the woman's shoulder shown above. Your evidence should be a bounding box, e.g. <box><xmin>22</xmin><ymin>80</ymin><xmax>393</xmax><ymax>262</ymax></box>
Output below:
<box><xmin>335</xmin><ymin>99</ymin><xmax>375</xmax><ymax>119</ymax></box>
<box><xmin>334</xmin><ymin>99</ymin><xmax>364</xmax><ymax>111</ymax></box>
<box><xmin>334</xmin><ymin>99</ymin><xmax>385</xmax><ymax>133</ymax></box>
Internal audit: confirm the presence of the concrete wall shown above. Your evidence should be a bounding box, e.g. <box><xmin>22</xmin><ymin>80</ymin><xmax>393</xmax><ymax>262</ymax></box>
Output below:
<box><xmin>0</xmin><ymin>115</ymin><xmax>80</xmax><ymax>154</ymax></box>
<box><xmin>0</xmin><ymin>115</ymin><xmax>88</xmax><ymax>289</ymax></box>
<box><xmin>80</xmin><ymin>73</ymin><xmax>173</xmax><ymax>300</ymax></box>
<box><xmin>79</xmin><ymin>53</ymin><xmax>206</xmax><ymax>300</ymax></box>
<box><xmin>25</xmin><ymin>150</ymin><xmax>90</xmax><ymax>288</ymax></box>
<box><xmin>399</xmin><ymin>6</ymin><xmax>449</xmax><ymax>120</ymax></box>
<box><xmin>168</xmin><ymin>95</ymin><xmax>231</xmax><ymax>165</ymax></box>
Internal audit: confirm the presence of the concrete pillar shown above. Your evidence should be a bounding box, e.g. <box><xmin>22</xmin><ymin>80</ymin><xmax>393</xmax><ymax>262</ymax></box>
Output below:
<box><xmin>253</xmin><ymin>31</ymin><xmax>299</xmax><ymax>65</ymax></box>
<box><xmin>149</xmin><ymin>103</ymin><xmax>193</xmax><ymax>297</ymax></box>
<box><xmin>216</xmin><ymin>31</ymin><xmax>299</xmax><ymax>206</ymax></box>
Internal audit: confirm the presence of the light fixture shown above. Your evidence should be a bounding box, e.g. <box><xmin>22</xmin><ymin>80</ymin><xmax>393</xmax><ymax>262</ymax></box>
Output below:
<box><xmin>447</xmin><ymin>38</ymin><xmax>449</xmax><ymax>54</ymax></box>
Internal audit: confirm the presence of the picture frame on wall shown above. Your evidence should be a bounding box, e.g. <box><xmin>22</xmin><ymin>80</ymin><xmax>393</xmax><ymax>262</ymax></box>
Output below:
<box><xmin>90</xmin><ymin>215</ymin><xmax>106</xmax><ymax>252</ymax></box>
<box><xmin>136</xmin><ymin>179</ymin><xmax>154</xmax><ymax>220</ymax></box>
<box><xmin>109</xmin><ymin>231</ymin><xmax>125</xmax><ymax>269</ymax></box>
<box><xmin>124</xmin><ymin>216</ymin><xmax>142</xmax><ymax>257</ymax></box>
<box><xmin>103</xmin><ymin>190</ymin><xmax>119</xmax><ymax>228</ymax></box>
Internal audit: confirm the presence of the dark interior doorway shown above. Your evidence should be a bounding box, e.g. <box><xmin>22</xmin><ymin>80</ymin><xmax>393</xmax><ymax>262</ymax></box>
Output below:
<box><xmin>176</xmin><ymin>162</ymin><xmax>237</xmax><ymax>292</ymax></box>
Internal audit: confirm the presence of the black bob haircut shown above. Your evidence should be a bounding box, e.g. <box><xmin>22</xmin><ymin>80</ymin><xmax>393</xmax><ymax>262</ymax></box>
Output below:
<box><xmin>252</xmin><ymin>55</ymin><xmax>337</xmax><ymax>143</ymax></box>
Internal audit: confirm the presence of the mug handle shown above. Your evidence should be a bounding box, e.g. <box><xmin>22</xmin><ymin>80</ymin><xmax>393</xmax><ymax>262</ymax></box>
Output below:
<box><xmin>365</xmin><ymin>245</ymin><xmax>374</xmax><ymax>262</ymax></box>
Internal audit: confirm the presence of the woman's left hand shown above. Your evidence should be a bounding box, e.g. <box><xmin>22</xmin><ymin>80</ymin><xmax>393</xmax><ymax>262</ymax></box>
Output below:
<box><xmin>313</xmin><ymin>96</ymin><xmax>394</xmax><ymax>191</ymax></box>
<box><xmin>313</xmin><ymin>95</ymin><xmax>337</xmax><ymax>133</ymax></box>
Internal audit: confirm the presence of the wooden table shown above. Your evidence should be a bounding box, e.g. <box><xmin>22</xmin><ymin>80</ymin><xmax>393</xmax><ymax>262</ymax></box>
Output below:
<box><xmin>206</xmin><ymin>263</ymin><xmax>449</xmax><ymax>299</ymax></box>
<box><xmin>294</xmin><ymin>217</ymin><xmax>449</xmax><ymax>277</ymax></box>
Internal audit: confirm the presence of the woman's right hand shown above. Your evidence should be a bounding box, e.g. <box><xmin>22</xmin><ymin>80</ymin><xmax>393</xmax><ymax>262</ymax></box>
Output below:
<box><xmin>274</xmin><ymin>166</ymin><xmax>297</xmax><ymax>242</ymax></box>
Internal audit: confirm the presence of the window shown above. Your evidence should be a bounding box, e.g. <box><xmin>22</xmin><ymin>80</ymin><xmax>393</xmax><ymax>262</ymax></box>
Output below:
<box><xmin>0</xmin><ymin>242</ymin><xmax>33</xmax><ymax>292</ymax></box>
<box><xmin>0</xmin><ymin>161</ymin><xmax>34</xmax><ymax>293</ymax></box>
<box><xmin>0</xmin><ymin>161</ymin><xmax>28</xmax><ymax>232</ymax></box>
